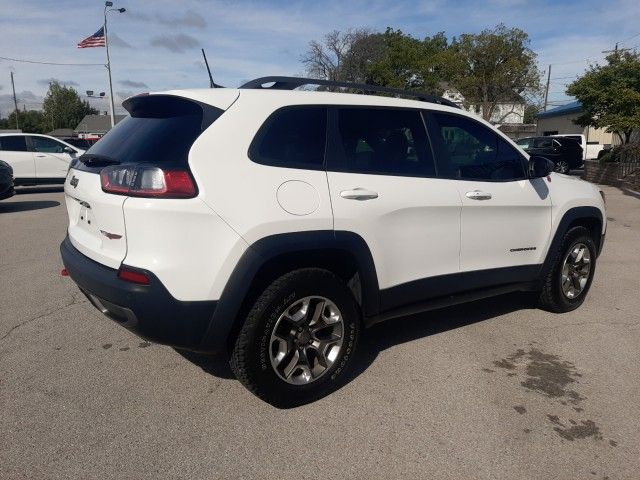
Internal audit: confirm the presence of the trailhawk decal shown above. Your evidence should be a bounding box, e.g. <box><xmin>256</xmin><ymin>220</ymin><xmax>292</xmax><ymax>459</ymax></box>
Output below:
<box><xmin>510</xmin><ymin>247</ymin><xmax>537</xmax><ymax>252</ymax></box>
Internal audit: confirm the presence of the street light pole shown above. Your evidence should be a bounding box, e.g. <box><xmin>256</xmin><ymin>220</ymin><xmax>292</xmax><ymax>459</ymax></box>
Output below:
<box><xmin>103</xmin><ymin>2</ymin><xmax>126</xmax><ymax>129</ymax></box>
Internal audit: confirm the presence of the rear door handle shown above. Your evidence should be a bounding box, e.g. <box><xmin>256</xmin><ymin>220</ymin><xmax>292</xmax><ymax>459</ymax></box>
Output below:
<box><xmin>465</xmin><ymin>190</ymin><xmax>492</xmax><ymax>200</ymax></box>
<box><xmin>36</xmin><ymin>154</ymin><xmax>46</xmax><ymax>158</ymax></box>
<box><xmin>340</xmin><ymin>188</ymin><xmax>379</xmax><ymax>200</ymax></box>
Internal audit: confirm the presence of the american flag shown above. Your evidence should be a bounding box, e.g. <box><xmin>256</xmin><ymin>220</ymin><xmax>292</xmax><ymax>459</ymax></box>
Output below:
<box><xmin>77</xmin><ymin>27</ymin><xmax>106</xmax><ymax>48</ymax></box>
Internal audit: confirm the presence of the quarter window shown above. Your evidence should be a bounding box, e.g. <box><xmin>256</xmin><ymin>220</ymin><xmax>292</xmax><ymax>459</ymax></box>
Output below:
<box><xmin>335</xmin><ymin>108</ymin><xmax>435</xmax><ymax>177</ymax></box>
<box><xmin>252</xmin><ymin>107</ymin><xmax>327</xmax><ymax>168</ymax></box>
<box><xmin>429</xmin><ymin>112</ymin><xmax>526</xmax><ymax>181</ymax></box>
<box><xmin>0</xmin><ymin>136</ymin><xmax>28</xmax><ymax>152</ymax></box>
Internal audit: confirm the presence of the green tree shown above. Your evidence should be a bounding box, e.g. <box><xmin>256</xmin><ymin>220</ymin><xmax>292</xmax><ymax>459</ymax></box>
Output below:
<box><xmin>567</xmin><ymin>51</ymin><xmax>640</xmax><ymax>144</ymax></box>
<box><xmin>0</xmin><ymin>110</ymin><xmax>46</xmax><ymax>133</ymax></box>
<box><xmin>366</xmin><ymin>29</ymin><xmax>449</xmax><ymax>93</ymax></box>
<box><xmin>42</xmin><ymin>81</ymin><xmax>97</xmax><ymax>131</ymax></box>
<box><xmin>301</xmin><ymin>28</ymin><xmax>449</xmax><ymax>93</ymax></box>
<box><xmin>523</xmin><ymin>103</ymin><xmax>540</xmax><ymax>124</ymax></box>
<box><xmin>445</xmin><ymin>24</ymin><xmax>542</xmax><ymax>122</ymax></box>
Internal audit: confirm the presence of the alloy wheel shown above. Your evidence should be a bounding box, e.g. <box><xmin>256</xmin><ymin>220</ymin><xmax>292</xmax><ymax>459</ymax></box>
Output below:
<box><xmin>269</xmin><ymin>296</ymin><xmax>344</xmax><ymax>385</ymax></box>
<box><xmin>554</xmin><ymin>160</ymin><xmax>570</xmax><ymax>174</ymax></box>
<box><xmin>561</xmin><ymin>242</ymin><xmax>591</xmax><ymax>299</ymax></box>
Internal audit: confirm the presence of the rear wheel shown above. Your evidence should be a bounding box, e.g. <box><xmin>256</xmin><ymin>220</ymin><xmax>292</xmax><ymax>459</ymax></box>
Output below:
<box><xmin>539</xmin><ymin>226</ymin><xmax>597</xmax><ymax>312</ymax></box>
<box><xmin>230</xmin><ymin>268</ymin><xmax>360</xmax><ymax>407</ymax></box>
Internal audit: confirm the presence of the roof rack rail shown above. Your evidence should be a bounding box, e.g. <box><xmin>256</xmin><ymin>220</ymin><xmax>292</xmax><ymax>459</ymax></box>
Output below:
<box><xmin>239</xmin><ymin>76</ymin><xmax>459</xmax><ymax>109</ymax></box>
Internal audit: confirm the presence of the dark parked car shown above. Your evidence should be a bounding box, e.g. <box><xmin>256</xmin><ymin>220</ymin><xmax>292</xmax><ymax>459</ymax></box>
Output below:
<box><xmin>0</xmin><ymin>160</ymin><xmax>15</xmax><ymax>200</ymax></box>
<box><xmin>515</xmin><ymin>136</ymin><xmax>583</xmax><ymax>174</ymax></box>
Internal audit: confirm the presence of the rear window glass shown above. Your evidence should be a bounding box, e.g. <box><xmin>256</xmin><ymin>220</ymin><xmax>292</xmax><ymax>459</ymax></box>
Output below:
<box><xmin>335</xmin><ymin>107</ymin><xmax>435</xmax><ymax>177</ymax></box>
<box><xmin>77</xmin><ymin>95</ymin><xmax>222</xmax><ymax>170</ymax></box>
<box><xmin>0</xmin><ymin>136</ymin><xmax>28</xmax><ymax>152</ymax></box>
<box><xmin>250</xmin><ymin>107</ymin><xmax>327</xmax><ymax>169</ymax></box>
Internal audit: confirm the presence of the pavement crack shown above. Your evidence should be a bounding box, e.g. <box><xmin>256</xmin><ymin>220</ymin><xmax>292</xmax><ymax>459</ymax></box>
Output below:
<box><xmin>0</xmin><ymin>296</ymin><xmax>87</xmax><ymax>342</ymax></box>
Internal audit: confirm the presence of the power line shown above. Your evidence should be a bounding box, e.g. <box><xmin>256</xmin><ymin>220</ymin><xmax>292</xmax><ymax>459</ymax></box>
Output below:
<box><xmin>0</xmin><ymin>55</ymin><xmax>104</xmax><ymax>66</ymax></box>
<box><xmin>618</xmin><ymin>32</ymin><xmax>640</xmax><ymax>45</ymax></box>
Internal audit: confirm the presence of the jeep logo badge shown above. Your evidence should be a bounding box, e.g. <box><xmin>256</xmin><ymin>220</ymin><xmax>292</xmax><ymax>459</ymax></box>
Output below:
<box><xmin>70</xmin><ymin>176</ymin><xmax>79</xmax><ymax>188</ymax></box>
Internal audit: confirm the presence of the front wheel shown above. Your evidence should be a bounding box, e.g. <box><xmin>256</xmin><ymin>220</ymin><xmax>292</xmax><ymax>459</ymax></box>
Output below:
<box><xmin>230</xmin><ymin>268</ymin><xmax>360</xmax><ymax>407</ymax></box>
<box><xmin>539</xmin><ymin>226</ymin><xmax>597</xmax><ymax>312</ymax></box>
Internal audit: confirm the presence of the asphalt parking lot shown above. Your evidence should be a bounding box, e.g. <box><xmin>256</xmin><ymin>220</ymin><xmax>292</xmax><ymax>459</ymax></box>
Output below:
<box><xmin>1</xmin><ymin>184</ymin><xmax>639</xmax><ymax>479</ymax></box>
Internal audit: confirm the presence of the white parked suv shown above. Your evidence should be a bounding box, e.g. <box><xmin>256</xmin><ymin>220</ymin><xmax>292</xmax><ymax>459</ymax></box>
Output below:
<box><xmin>0</xmin><ymin>133</ymin><xmax>85</xmax><ymax>185</ymax></box>
<box><xmin>60</xmin><ymin>77</ymin><xmax>606</xmax><ymax>406</ymax></box>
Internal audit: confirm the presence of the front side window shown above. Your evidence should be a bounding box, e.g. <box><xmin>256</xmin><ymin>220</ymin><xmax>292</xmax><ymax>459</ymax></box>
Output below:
<box><xmin>429</xmin><ymin>112</ymin><xmax>526</xmax><ymax>181</ymax></box>
<box><xmin>251</xmin><ymin>107</ymin><xmax>327</xmax><ymax>169</ymax></box>
<box><xmin>0</xmin><ymin>136</ymin><xmax>28</xmax><ymax>152</ymax></box>
<box><xmin>335</xmin><ymin>108</ymin><xmax>435</xmax><ymax>177</ymax></box>
<box><xmin>30</xmin><ymin>136</ymin><xmax>67</xmax><ymax>153</ymax></box>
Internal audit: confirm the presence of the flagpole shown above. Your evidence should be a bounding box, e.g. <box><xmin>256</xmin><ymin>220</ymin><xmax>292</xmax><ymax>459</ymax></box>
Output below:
<box><xmin>104</xmin><ymin>3</ymin><xmax>115</xmax><ymax>128</ymax></box>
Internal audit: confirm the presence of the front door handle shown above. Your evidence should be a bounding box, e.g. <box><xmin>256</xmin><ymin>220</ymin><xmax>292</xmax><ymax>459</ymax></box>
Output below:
<box><xmin>340</xmin><ymin>188</ymin><xmax>379</xmax><ymax>200</ymax></box>
<box><xmin>465</xmin><ymin>190</ymin><xmax>492</xmax><ymax>200</ymax></box>
<box><xmin>36</xmin><ymin>154</ymin><xmax>46</xmax><ymax>158</ymax></box>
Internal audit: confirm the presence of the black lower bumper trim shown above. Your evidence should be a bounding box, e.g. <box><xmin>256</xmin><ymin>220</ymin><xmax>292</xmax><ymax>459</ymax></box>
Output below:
<box><xmin>60</xmin><ymin>236</ymin><xmax>217</xmax><ymax>350</ymax></box>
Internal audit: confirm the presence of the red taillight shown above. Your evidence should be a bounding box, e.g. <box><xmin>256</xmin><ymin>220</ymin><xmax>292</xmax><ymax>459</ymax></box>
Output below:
<box><xmin>61</xmin><ymin>268</ymin><xmax>69</xmax><ymax>277</ymax></box>
<box><xmin>101</xmin><ymin>165</ymin><xmax>196</xmax><ymax>198</ymax></box>
<box><xmin>117</xmin><ymin>266</ymin><xmax>150</xmax><ymax>285</ymax></box>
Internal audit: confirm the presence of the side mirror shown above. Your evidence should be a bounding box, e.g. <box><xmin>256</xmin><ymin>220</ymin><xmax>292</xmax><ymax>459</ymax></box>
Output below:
<box><xmin>529</xmin><ymin>155</ymin><xmax>554</xmax><ymax>178</ymax></box>
<box><xmin>63</xmin><ymin>146</ymin><xmax>76</xmax><ymax>155</ymax></box>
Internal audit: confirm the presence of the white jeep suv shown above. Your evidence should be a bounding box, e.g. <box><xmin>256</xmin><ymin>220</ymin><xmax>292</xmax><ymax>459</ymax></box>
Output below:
<box><xmin>60</xmin><ymin>77</ymin><xmax>606</xmax><ymax>406</ymax></box>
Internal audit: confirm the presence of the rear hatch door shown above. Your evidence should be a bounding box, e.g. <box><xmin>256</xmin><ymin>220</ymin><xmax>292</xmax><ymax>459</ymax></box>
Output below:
<box><xmin>64</xmin><ymin>90</ymin><xmax>235</xmax><ymax>269</ymax></box>
<box><xmin>65</xmin><ymin>166</ymin><xmax>127</xmax><ymax>269</ymax></box>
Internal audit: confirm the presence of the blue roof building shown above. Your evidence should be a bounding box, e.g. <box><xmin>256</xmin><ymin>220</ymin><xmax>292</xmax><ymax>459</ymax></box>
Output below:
<box><xmin>537</xmin><ymin>101</ymin><xmax>583</xmax><ymax>119</ymax></box>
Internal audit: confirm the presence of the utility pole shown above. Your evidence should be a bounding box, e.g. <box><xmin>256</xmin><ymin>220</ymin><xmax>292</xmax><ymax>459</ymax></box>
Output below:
<box><xmin>602</xmin><ymin>43</ymin><xmax>632</xmax><ymax>55</ymax></box>
<box><xmin>10</xmin><ymin>71</ymin><xmax>19</xmax><ymax>130</ymax></box>
<box><xmin>543</xmin><ymin>64</ymin><xmax>551</xmax><ymax>111</ymax></box>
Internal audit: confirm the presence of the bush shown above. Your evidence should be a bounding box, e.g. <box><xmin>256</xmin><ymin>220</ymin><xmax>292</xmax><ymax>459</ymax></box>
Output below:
<box><xmin>599</xmin><ymin>151</ymin><xmax>614</xmax><ymax>163</ymax></box>
<box><xmin>599</xmin><ymin>142</ymin><xmax>640</xmax><ymax>163</ymax></box>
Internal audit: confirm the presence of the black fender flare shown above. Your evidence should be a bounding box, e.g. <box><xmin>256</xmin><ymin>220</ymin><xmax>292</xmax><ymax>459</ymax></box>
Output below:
<box><xmin>199</xmin><ymin>230</ymin><xmax>379</xmax><ymax>353</ymax></box>
<box><xmin>540</xmin><ymin>206</ymin><xmax>603</xmax><ymax>278</ymax></box>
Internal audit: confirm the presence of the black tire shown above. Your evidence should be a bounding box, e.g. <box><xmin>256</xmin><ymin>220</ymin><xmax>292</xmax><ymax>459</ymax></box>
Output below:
<box><xmin>538</xmin><ymin>226</ymin><xmax>597</xmax><ymax>313</ymax></box>
<box><xmin>230</xmin><ymin>268</ymin><xmax>360</xmax><ymax>407</ymax></box>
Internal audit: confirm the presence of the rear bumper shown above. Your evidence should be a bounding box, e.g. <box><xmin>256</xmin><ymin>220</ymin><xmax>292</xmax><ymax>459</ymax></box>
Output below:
<box><xmin>60</xmin><ymin>236</ymin><xmax>218</xmax><ymax>351</ymax></box>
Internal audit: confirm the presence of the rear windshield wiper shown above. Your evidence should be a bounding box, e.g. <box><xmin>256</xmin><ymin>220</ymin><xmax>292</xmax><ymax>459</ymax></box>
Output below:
<box><xmin>79</xmin><ymin>154</ymin><xmax>120</xmax><ymax>167</ymax></box>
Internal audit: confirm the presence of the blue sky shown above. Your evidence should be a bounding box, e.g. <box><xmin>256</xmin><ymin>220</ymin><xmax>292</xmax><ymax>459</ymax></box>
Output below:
<box><xmin>1</xmin><ymin>0</ymin><xmax>639</xmax><ymax>117</ymax></box>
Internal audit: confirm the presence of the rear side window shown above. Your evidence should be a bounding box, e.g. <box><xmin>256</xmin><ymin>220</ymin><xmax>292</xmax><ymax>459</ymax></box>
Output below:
<box><xmin>0</xmin><ymin>136</ymin><xmax>28</xmax><ymax>152</ymax></box>
<box><xmin>250</xmin><ymin>107</ymin><xmax>327</xmax><ymax>169</ymax></box>
<box><xmin>77</xmin><ymin>95</ymin><xmax>222</xmax><ymax>171</ymax></box>
<box><xmin>428</xmin><ymin>112</ymin><xmax>526</xmax><ymax>181</ymax></box>
<box><xmin>533</xmin><ymin>137</ymin><xmax>554</xmax><ymax>148</ymax></box>
<box><xmin>516</xmin><ymin>138</ymin><xmax>532</xmax><ymax>149</ymax></box>
<box><xmin>334</xmin><ymin>108</ymin><xmax>435</xmax><ymax>177</ymax></box>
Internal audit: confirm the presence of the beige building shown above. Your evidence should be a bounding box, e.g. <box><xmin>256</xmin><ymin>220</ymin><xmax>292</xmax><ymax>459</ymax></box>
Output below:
<box><xmin>536</xmin><ymin>101</ymin><xmax>617</xmax><ymax>146</ymax></box>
